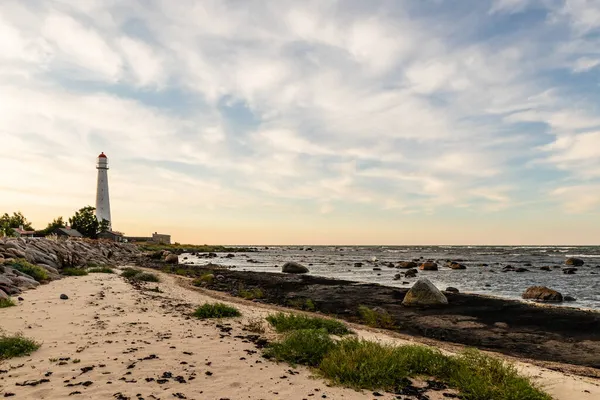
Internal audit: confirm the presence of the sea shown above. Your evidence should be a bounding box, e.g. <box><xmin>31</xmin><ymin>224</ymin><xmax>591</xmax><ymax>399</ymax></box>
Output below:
<box><xmin>183</xmin><ymin>246</ymin><xmax>600</xmax><ymax>310</ymax></box>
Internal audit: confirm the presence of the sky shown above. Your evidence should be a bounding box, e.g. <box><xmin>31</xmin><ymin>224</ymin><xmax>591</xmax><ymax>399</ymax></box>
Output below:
<box><xmin>1</xmin><ymin>0</ymin><xmax>599</xmax><ymax>245</ymax></box>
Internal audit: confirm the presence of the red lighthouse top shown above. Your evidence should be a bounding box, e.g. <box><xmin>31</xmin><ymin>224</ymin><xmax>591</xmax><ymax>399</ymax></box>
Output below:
<box><xmin>98</xmin><ymin>152</ymin><xmax>107</xmax><ymax>158</ymax></box>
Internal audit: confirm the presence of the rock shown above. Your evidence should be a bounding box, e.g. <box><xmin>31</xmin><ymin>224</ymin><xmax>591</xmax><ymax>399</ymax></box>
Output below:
<box><xmin>448</xmin><ymin>262</ymin><xmax>466</xmax><ymax>270</ymax></box>
<box><xmin>282</xmin><ymin>262</ymin><xmax>309</xmax><ymax>274</ymax></box>
<box><xmin>563</xmin><ymin>268</ymin><xmax>577</xmax><ymax>274</ymax></box>
<box><xmin>540</xmin><ymin>266</ymin><xmax>551</xmax><ymax>271</ymax></box>
<box><xmin>60</xmin><ymin>294</ymin><xmax>69</xmax><ymax>300</ymax></box>
<box><xmin>493</xmin><ymin>322</ymin><xmax>509</xmax><ymax>329</ymax></box>
<box><xmin>353</xmin><ymin>262</ymin><xmax>363</xmax><ymax>268</ymax></box>
<box><xmin>404</xmin><ymin>268</ymin><xmax>418</xmax><ymax>278</ymax></box>
<box><xmin>402</xmin><ymin>278</ymin><xmax>448</xmax><ymax>307</ymax></box>
<box><xmin>386</xmin><ymin>262</ymin><xmax>395</xmax><ymax>268</ymax></box>
<box><xmin>18</xmin><ymin>296</ymin><xmax>24</xmax><ymax>301</ymax></box>
<box><xmin>164</xmin><ymin>254</ymin><xmax>179</xmax><ymax>264</ymax></box>
<box><xmin>393</xmin><ymin>274</ymin><xmax>402</xmax><ymax>281</ymax></box>
<box><xmin>522</xmin><ymin>286</ymin><xmax>563</xmax><ymax>302</ymax></box>
<box><xmin>445</xmin><ymin>287</ymin><xmax>459</xmax><ymax>293</ymax></box>
<box><xmin>225</xmin><ymin>254</ymin><xmax>235</xmax><ymax>258</ymax></box>
<box><xmin>502</xmin><ymin>266</ymin><xmax>515</xmax><ymax>272</ymax></box>
<box><xmin>11</xmin><ymin>276</ymin><xmax>39</xmax><ymax>289</ymax></box>
<box><xmin>565</xmin><ymin>258</ymin><xmax>584</xmax><ymax>266</ymax></box>
<box><xmin>515</xmin><ymin>268</ymin><xmax>529</xmax><ymax>273</ymax></box>
<box><xmin>564</xmin><ymin>296</ymin><xmax>576</xmax><ymax>302</ymax></box>
<box><xmin>397</xmin><ymin>261</ymin><xmax>418</xmax><ymax>269</ymax></box>
<box><xmin>373</xmin><ymin>267</ymin><xmax>382</xmax><ymax>271</ymax></box>
<box><xmin>419</xmin><ymin>262</ymin><xmax>438</xmax><ymax>271</ymax></box>
<box><xmin>0</xmin><ymin>288</ymin><xmax>8</xmax><ymax>300</ymax></box>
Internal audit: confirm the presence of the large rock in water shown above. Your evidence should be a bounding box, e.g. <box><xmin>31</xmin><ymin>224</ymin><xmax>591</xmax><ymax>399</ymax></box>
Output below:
<box><xmin>565</xmin><ymin>257</ymin><xmax>584</xmax><ymax>266</ymax></box>
<box><xmin>419</xmin><ymin>262</ymin><xmax>438</xmax><ymax>271</ymax></box>
<box><xmin>164</xmin><ymin>253</ymin><xmax>179</xmax><ymax>264</ymax></box>
<box><xmin>402</xmin><ymin>278</ymin><xmax>448</xmax><ymax>307</ymax></box>
<box><xmin>397</xmin><ymin>261</ymin><xmax>418</xmax><ymax>269</ymax></box>
<box><xmin>282</xmin><ymin>262</ymin><xmax>309</xmax><ymax>274</ymax></box>
<box><xmin>522</xmin><ymin>286</ymin><xmax>563</xmax><ymax>302</ymax></box>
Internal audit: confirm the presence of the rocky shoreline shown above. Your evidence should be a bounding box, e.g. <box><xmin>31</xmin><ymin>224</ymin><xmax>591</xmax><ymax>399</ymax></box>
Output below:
<box><xmin>0</xmin><ymin>237</ymin><xmax>140</xmax><ymax>298</ymax></box>
<box><xmin>151</xmin><ymin>261</ymin><xmax>600</xmax><ymax>371</ymax></box>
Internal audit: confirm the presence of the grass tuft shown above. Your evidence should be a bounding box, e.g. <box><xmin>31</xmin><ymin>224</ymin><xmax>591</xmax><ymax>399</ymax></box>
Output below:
<box><xmin>88</xmin><ymin>267</ymin><xmax>114</xmax><ymax>274</ymax></box>
<box><xmin>0</xmin><ymin>332</ymin><xmax>41</xmax><ymax>360</ymax></box>
<box><xmin>121</xmin><ymin>268</ymin><xmax>142</xmax><ymax>278</ymax></box>
<box><xmin>0</xmin><ymin>298</ymin><xmax>16</xmax><ymax>308</ymax></box>
<box><xmin>192</xmin><ymin>273</ymin><xmax>214</xmax><ymax>286</ymax></box>
<box><xmin>357</xmin><ymin>305</ymin><xmax>395</xmax><ymax>329</ymax></box>
<box><xmin>264</xmin><ymin>329</ymin><xmax>335</xmax><ymax>366</ymax></box>
<box><xmin>62</xmin><ymin>268</ymin><xmax>88</xmax><ymax>276</ymax></box>
<box><xmin>192</xmin><ymin>303</ymin><xmax>241</xmax><ymax>319</ymax></box>
<box><xmin>135</xmin><ymin>272</ymin><xmax>160</xmax><ymax>282</ymax></box>
<box><xmin>266</xmin><ymin>313</ymin><xmax>351</xmax><ymax>335</ymax></box>
<box><xmin>243</xmin><ymin>318</ymin><xmax>266</xmax><ymax>334</ymax></box>
<box><xmin>238</xmin><ymin>287</ymin><xmax>264</xmax><ymax>300</ymax></box>
<box><xmin>8</xmin><ymin>259</ymin><xmax>49</xmax><ymax>282</ymax></box>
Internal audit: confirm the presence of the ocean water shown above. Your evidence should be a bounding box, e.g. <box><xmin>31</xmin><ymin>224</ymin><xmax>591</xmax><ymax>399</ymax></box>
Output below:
<box><xmin>184</xmin><ymin>246</ymin><xmax>600</xmax><ymax>310</ymax></box>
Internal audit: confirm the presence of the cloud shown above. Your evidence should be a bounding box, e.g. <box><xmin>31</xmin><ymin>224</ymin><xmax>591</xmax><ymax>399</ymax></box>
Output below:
<box><xmin>1</xmin><ymin>0</ymin><xmax>600</xmax><ymax>242</ymax></box>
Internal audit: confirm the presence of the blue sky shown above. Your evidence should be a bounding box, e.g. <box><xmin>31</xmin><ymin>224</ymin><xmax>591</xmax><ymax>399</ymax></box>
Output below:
<box><xmin>1</xmin><ymin>0</ymin><xmax>599</xmax><ymax>244</ymax></box>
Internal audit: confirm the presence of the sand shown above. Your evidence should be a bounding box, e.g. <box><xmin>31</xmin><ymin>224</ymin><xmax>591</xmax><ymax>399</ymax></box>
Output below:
<box><xmin>1</xmin><ymin>269</ymin><xmax>598</xmax><ymax>400</ymax></box>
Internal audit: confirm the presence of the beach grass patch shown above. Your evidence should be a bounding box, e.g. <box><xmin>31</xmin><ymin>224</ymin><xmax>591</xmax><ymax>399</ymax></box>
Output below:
<box><xmin>121</xmin><ymin>268</ymin><xmax>142</xmax><ymax>278</ymax></box>
<box><xmin>264</xmin><ymin>329</ymin><xmax>335</xmax><ymax>367</ymax></box>
<box><xmin>135</xmin><ymin>272</ymin><xmax>160</xmax><ymax>282</ymax></box>
<box><xmin>0</xmin><ymin>298</ymin><xmax>16</xmax><ymax>308</ymax></box>
<box><xmin>192</xmin><ymin>303</ymin><xmax>241</xmax><ymax>319</ymax></box>
<box><xmin>192</xmin><ymin>273</ymin><xmax>214</xmax><ymax>286</ymax></box>
<box><xmin>243</xmin><ymin>318</ymin><xmax>266</xmax><ymax>334</ymax></box>
<box><xmin>62</xmin><ymin>268</ymin><xmax>88</xmax><ymax>276</ymax></box>
<box><xmin>8</xmin><ymin>259</ymin><xmax>49</xmax><ymax>282</ymax></box>
<box><xmin>238</xmin><ymin>287</ymin><xmax>264</xmax><ymax>300</ymax></box>
<box><xmin>266</xmin><ymin>313</ymin><xmax>351</xmax><ymax>335</ymax></box>
<box><xmin>0</xmin><ymin>332</ymin><xmax>41</xmax><ymax>360</ymax></box>
<box><xmin>88</xmin><ymin>267</ymin><xmax>115</xmax><ymax>274</ymax></box>
<box><xmin>357</xmin><ymin>305</ymin><xmax>395</xmax><ymax>329</ymax></box>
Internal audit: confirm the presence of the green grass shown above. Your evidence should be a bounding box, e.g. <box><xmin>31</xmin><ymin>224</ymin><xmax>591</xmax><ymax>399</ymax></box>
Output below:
<box><xmin>121</xmin><ymin>267</ymin><xmax>141</xmax><ymax>278</ymax></box>
<box><xmin>8</xmin><ymin>259</ymin><xmax>49</xmax><ymax>282</ymax></box>
<box><xmin>192</xmin><ymin>273</ymin><xmax>215</xmax><ymax>286</ymax></box>
<box><xmin>266</xmin><ymin>332</ymin><xmax>550</xmax><ymax>400</ymax></box>
<box><xmin>0</xmin><ymin>332</ymin><xmax>41</xmax><ymax>360</ymax></box>
<box><xmin>357</xmin><ymin>305</ymin><xmax>395</xmax><ymax>329</ymax></box>
<box><xmin>266</xmin><ymin>313</ymin><xmax>351</xmax><ymax>335</ymax></box>
<box><xmin>62</xmin><ymin>268</ymin><xmax>89</xmax><ymax>276</ymax></box>
<box><xmin>238</xmin><ymin>287</ymin><xmax>264</xmax><ymax>300</ymax></box>
<box><xmin>135</xmin><ymin>272</ymin><xmax>160</xmax><ymax>282</ymax></box>
<box><xmin>265</xmin><ymin>329</ymin><xmax>336</xmax><ymax>366</ymax></box>
<box><xmin>88</xmin><ymin>267</ymin><xmax>114</xmax><ymax>274</ymax></box>
<box><xmin>192</xmin><ymin>303</ymin><xmax>241</xmax><ymax>319</ymax></box>
<box><xmin>0</xmin><ymin>298</ymin><xmax>16</xmax><ymax>308</ymax></box>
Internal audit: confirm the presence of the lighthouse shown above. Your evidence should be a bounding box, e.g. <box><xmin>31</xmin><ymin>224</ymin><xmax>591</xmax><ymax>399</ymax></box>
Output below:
<box><xmin>95</xmin><ymin>152</ymin><xmax>112</xmax><ymax>230</ymax></box>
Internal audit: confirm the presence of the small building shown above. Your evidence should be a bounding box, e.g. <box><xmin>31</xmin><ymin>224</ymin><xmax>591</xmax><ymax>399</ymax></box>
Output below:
<box><xmin>54</xmin><ymin>227</ymin><xmax>84</xmax><ymax>238</ymax></box>
<box><xmin>152</xmin><ymin>232</ymin><xmax>171</xmax><ymax>244</ymax></box>
<box><xmin>98</xmin><ymin>230</ymin><xmax>125</xmax><ymax>242</ymax></box>
<box><xmin>13</xmin><ymin>227</ymin><xmax>36</xmax><ymax>238</ymax></box>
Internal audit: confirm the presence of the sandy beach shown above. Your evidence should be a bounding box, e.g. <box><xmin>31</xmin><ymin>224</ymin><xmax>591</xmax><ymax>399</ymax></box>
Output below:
<box><xmin>1</xmin><ymin>269</ymin><xmax>599</xmax><ymax>400</ymax></box>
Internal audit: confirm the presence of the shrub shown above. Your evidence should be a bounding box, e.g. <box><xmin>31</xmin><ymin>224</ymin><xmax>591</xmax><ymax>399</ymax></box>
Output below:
<box><xmin>62</xmin><ymin>268</ymin><xmax>88</xmax><ymax>276</ymax></box>
<box><xmin>304</xmin><ymin>299</ymin><xmax>316</xmax><ymax>311</ymax></box>
<box><xmin>357</xmin><ymin>305</ymin><xmax>395</xmax><ymax>329</ymax></box>
<box><xmin>238</xmin><ymin>287</ymin><xmax>264</xmax><ymax>300</ymax></box>
<box><xmin>88</xmin><ymin>267</ymin><xmax>114</xmax><ymax>274</ymax></box>
<box><xmin>192</xmin><ymin>303</ymin><xmax>241</xmax><ymax>319</ymax></box>
<box><xmin>264</xmin><ymin>329</ymin><xmax>335</xmax><ymax>367</ymax></box>
<box><xmin>0</xmin><ymin>298</ymin><xmax>16</xmax><ymax>308</ymax></box>
<box><xmin>8</xmin><ymin>259</ymin><xmax>49</xmax><ymax>282</ymax></box>
<box><xmin>0</xmin><ymin>332</ymin><xmax>41</xmax><ymax>360</ymax></box>
<box><xmin>266</xmin><ymin>313</ymin><xmax>351</xmax><ymax>335</ymax></box>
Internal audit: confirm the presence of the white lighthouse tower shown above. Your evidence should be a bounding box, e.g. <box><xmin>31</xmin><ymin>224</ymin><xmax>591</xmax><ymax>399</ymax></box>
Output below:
<box><xmin>95</xmin><ymin>152</ymin><xmax>112</xmax><ymax>230</ymax></box>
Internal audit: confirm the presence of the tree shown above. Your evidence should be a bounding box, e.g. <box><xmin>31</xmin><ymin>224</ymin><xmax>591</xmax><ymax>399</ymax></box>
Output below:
<box><xmin>40</xmin><ymin>216</ymin><xmax>66</xmax><ymax>236</ymax></box>
<box><xmin>98</xmin><ymin>218</ymin><xmax>110</xmax><ymax>233</ymax></box>
<box><xmin>0</xmin><ymin>212</ymin><xmax>34</xmax><ymax>236</ymax></box>
<box><xmin>69</xmin><ymin>206</ymin><xmax>99</xmax><ymax>239</ymax></box>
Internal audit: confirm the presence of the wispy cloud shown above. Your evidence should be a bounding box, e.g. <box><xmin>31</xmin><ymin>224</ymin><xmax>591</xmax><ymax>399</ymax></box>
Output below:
<box><xmin>1</xmin><ymin>0</ymin><xmax>599</xmax><ymax>243</ymax></box>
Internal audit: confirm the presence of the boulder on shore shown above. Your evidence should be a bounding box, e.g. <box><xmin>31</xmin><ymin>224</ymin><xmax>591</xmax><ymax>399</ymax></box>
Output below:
<box><xmin>397</xmin><ymin>261</ymin><xmax>418</xmax><ymax>269</ymax></box>
<box><xmin>447</xmin><ymin>261</ymin><xmax>466</xmax><ymax>270</ymax></box>
<box><xmin>164</xmin><ymin>253</ymin><xmax>179</xmax><ymax>264</ymax></box>
<box><xmin>402</xmin><ymin>278</ymin><xmax>448</xmax><ymax>307</ymax></box>
<box><xmin>522</xmin><ymin>286</ymin><xmax>563</xmax><ymax>302</ymax></box>
<box><xmin>282</xmin><ymin>262</ymin><xmax>309</xmax><ymax>274</ymax></box>
<box><xmin>445</xmin><ymin>287</ymin><xmax>459</xmax><ymax>293</ymax></box>
<box><xmin>565</xmin><ymin>257</ymin><xmax>584</xmax><ymax>266</ymax></box>
<box><xmin>419</xmin><ymin>262</ymin><xmax>438</xmax><ymax>271</ymax></box>
<box><xmin>404</xmin><ymin>268</ymin><xmax>418</xmax><ymax>278</ymax></box>
<box><xmin>563</xmin><ymin>267</ymin><xmax>577</xmax><ymax>274</ymax></box>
